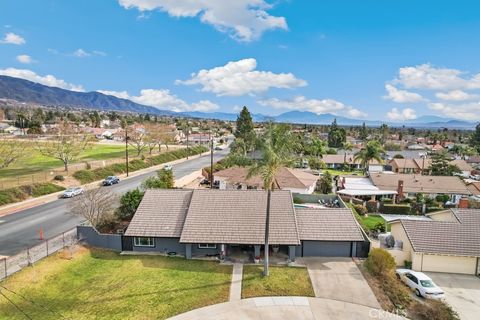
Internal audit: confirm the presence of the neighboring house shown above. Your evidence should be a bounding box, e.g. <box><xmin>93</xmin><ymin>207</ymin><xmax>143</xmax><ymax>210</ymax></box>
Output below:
<box><xmin>387</xmin><ymin>208</ymin><xmax>480</xmax><ymax>275</ymax></box>
<box><xmin>0</xmin><ymin>124</ymin><xmax>20</xmax><ymax>134</ymax></box>
<box><xmin>466</xmin><ymin>155</ymin><xmax>480</xmax><ymax>168</ymax></box>
<box><xmin>389</xmin><ymin>158</ymin><xmax>473</xmax><ymax>176</ymax></box>
<box><xmin>322</xmin><ymin>154</ymin><xmax>381</xmax><ymax>172</ymax></box>
<box><xmin>467</xmin><ymin>182</ymin><xmax>480</xmax><ymax>197</ymax></box>
<box><xmin>336</xmin><ymin>177</ymin><xmax>397</xmax><ymax>202</ymax></box>
<box><xmin>213</xmin><ymin>166</ymin><xmax>318</xmax><ymax>194</ymax></box>
<box><xmin>389</xmin><ymin>159</ymin><xmax>419</xmax><ymax>174</ymax></box>
<box><xmin>123</xmin><ymin>189</ymin><xmax>367</xmax><ymax>260</ymax></box>
<box><xmin>187</xmin><ymin>133</ymin><xmax>211</xmax><ymax>145</ymax></box>
<box><xmin>369</xmin><ymin>173</ymin><xmax>471</xmax><ymax>203</ymax></box>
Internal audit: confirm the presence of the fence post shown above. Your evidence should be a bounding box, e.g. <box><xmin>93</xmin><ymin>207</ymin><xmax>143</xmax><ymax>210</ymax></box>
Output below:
<box><xmin>63</xmin><ymin>232</ymin><xmax>65</xmax><ymax>248</ymax></box>
<box><xmin>27</xmin><ymin>248</ymin><xmax>30</xmax><ymax>266</ymax></box>
<box><xmin>46</xmin><ymin>239</ymin><xmax>49</xmax><ymax>256</ymax></box>
<box><xmin>3</xmin><ymin>258</ymin><xmax>6</xmax><ymax>279</ymax></box>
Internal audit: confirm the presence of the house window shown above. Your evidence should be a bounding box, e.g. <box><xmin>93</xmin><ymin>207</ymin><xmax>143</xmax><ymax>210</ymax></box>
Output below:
<box><xmin>198</xmin><ymin>243</ymin><xmax>217</xmax><ymax>249</ymax></box>
<box><xmin>134</xmin><ymin>237</ymin><xmax>155</xmax><ymax>247</ymax></box>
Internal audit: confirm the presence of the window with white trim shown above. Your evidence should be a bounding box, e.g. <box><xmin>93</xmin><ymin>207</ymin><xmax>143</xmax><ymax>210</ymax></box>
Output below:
<box><xmin>198</xmin><ymin>243</ymin><xmax>217</xmax><ymax>249</ymax></box>
<box><xmin>134</xmin><ymin>237</ymin><xmax>155</xmax><ymax>247</ymax></box>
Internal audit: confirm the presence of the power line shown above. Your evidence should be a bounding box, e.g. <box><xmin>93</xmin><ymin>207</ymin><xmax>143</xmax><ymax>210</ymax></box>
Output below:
<box><xmin>0</xmin><ymin>289</ymin><xmax>33</xmax><ymax>320</ymax></box>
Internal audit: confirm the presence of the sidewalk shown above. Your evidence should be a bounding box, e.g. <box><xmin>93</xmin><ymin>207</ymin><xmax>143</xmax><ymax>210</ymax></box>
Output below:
<box><xmin>0</xmin><ymin>151</ymin><xmax>210</xmax><ymax>218</ymax></box>
<box><xmin>229</xmin><ymin>263</ymin><xmax>243</xmax><ymax>301</ymax></box>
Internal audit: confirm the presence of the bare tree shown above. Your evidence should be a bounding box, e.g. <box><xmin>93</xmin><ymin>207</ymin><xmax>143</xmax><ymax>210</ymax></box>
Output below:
<box><xmin>70</xmin><ymin>188</ymin><xmax>117</xmax><ymax>227</ymax></box>
<box><xmin>36</xmin><ymin>122</ymin><xmax>91</xmax><ymax>172</ymax></box>
<box><xmin>0</xmin><ymin>136</ymin><xmax>27</xmax><ymax>169</ymax></box>
<box><xmin>127</xmin><ymin>125</ymin><xmax>148</xmax><ymax>156</ymax></box>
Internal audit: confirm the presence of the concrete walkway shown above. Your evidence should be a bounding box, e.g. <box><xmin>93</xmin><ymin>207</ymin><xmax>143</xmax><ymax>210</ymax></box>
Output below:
<box><xmin>229</xmin><ymin>263</ymin><xmax>243</xmax><ymax>301</ymax></box>
<box><xmin>168</xmin><ymin>296</ymin><xmax>404</xmax><ymax>320</ymax></box>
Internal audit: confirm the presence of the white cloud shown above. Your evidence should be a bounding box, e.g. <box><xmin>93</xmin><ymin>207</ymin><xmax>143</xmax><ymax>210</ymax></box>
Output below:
<box><xmin>384</xmin><ymin>84</ymin><xmax>424</xmax><ymax>103</ymax></box>
<box><xmin>394</xmin><ymin>64</ymin><xmax>480</xmax><ymax>90</ymax></box>
<box><xmin>118</xmin><ymin>0</ymin><xmax>287</xmax><ymax>42</ymax></box>
<box><xmin>0</xmin><ymin>68</ymin><xmax>84</xmax><ymax>92</ymax></box>
<box><xmin>1</xmin><ymin>32</ymin><xmax>25</xmax><ymax>45</ymax></box>
<box><xmin>98</xmin><ymin>89</ymin><xmax>219</xmax><ymax>112</ymax></box>
<box><xmin>72</xmin><ymin>49</ymin><xmax>107</xmax><ymax>58</ymax></box>
<box><xmin>257</xmin><ymin>96</ymin><xmax>367</xmax><ymax>118</ymax></box>
<box><xmin>16</xmin><ymin>54</ymin><xmax>34</xmax><ymax>64</ymax></box>
<box><xmin>428</xmin><ymin>102</ymin><xmax>480</xmax><ymax>120</ymax></box>
<box><xmin>435</xmin><ymin>90</ymin><xmax>478</xmax><ymax>101</ymax></box>
<box><xmin>176</xmin><ymin>58</ymin><xmax>306</xmax><ymax>96</ymax></box>
<box><xmin>386</xmin><ymin>107</ymin><xmax>417</xmax><ymax>121</ymax></box>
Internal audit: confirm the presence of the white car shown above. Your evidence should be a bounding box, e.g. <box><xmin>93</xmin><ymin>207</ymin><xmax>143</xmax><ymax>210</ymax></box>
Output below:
<box><xmin>396</xmin><ymin>269</ymin><xmax>445</xmax><ymax>300</ymax></box>
<box><xmin>61</xmin><ymin>187</ymin><xmax>84</xmax><ymax>198</ymax></box>
<box><xmin>163</xmin><ymin>164</ymin><xmax>173</xmax><ymax>171</ymax></box>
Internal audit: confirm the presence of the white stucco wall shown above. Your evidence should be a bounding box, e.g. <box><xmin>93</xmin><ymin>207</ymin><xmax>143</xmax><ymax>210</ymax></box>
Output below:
<box><xmin>412</xmin><ymin>253</ymin><xmax>477</xmax><ymax>275</ymax></box>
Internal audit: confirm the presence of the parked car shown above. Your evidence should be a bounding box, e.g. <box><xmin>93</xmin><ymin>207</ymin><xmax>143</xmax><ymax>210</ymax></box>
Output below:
<box><xmin>396</xmin><ymin>269</ymin><xmax>445</xmax><ymax>299</ymax></box>
<box><xmin>61</xmin><ymin>187</ymin><xmax>84</xmax><ymax>198</ymax></box>
<box><xmin>200</xmin><ymin>179</ymin><xmax>210</xmax><ymax>185</ymax></box>
<box><xmin>214</xmin><ymin>146</ymin><xmax>222</xmax><ymax>151</ymax></box>
<box><xmin>163</xmin><ymin>164</ymin><xmax>173</xmax><ymax>171</ymax></box>
<box><xmin>469</xmin><ymin>174</ymin><xmax>480</xmax><ymax>181</ymax></box>
<box><xmin>102</xmin><ymin>176</ymin><xmax>120</xmax><ymax>186</ymax></box>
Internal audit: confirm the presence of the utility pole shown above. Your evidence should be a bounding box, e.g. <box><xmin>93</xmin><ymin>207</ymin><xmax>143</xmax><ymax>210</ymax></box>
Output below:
<box><xmin>125</xmin><ymin>125</ymin><xmax>129</xmax><ymax>177</ymax></box>
<box><xmin>210</xmin><ymin>129</ymin><xmax>214</xmax><ymax>188</ymax></box>
<box><xmin>186</xmin><ymin>124</ymin><xmax>190</xmax><ymax>159</ymax></box>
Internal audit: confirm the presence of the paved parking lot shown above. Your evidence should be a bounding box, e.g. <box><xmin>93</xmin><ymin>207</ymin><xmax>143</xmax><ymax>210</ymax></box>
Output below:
<box><xmin>427</xmin><ymin>272</ymin><xmax>480</xmax><ymax>320</ymax></box>
<box><xmin>302</xmin><ymin>257</ymin><xmax>380</xmax><ymax>309</ymax></box>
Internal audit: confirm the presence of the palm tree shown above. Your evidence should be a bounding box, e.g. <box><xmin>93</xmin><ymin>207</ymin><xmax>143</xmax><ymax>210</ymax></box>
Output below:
<box><xmin>354</xmin><ymin>140</ymin><xmax>384</xmax><ymax>173</ymax></box>
<box><xmin>308</xmin><ymin>137</ymin><xmax>326</xmax><ymax>158</ymax></box>
<box><xmin>341</xmin><ymin>141</ymin><xmax>354</xmax><ymax>170</ymax></box>
<box><xmin>248</xmin><ymin>123</ymin><xmax>296</xmax><ymax>277</ymax></box>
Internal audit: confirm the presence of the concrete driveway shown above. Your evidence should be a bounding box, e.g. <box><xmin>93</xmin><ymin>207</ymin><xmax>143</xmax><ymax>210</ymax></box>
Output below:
<box><xmin>302</xmin><ymin>257</ymin><xmax>380</xmax><ymax>309</ymax></box>
<box><xmin>427</xmin><ymin>272</ymin><xmax>480</xmax><ymax>320</ymax></box>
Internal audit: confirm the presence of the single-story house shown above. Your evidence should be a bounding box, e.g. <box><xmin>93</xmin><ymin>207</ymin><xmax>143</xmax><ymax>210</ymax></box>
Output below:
<box><xmin>322</xmin><ymin>154</ymin><xmax>382</xmax><ymax>172</ymax></box>
<box><xmin>390</xmin><ymin>158</ymin><xmax>419</xmax><ymax>174</ymax></box>
<box><xmin>466</xmin><ymin>156</ymin><xmax>480</xmax><ymax>167</ymax></box>
<box><xmin>387</xmin><ymin>208</ymin><xmax>480</xmax><ymax>275</ymax></box>
<box><xmin>123</xmin><ymin>189</ymin><xmax>367</xmax><ymax>261</ymax></box>
<box><xmin>213</xmin><ymin>167</ymin><xmax>318</xmax><ymax>194</ymax></box>
<box><xmin>389</xmin><ymin>158</ymin><xmax>473</xmax><ymax>177</ymax></box>
<box><xmin>369</xmin><ymin>173</ymin><xmax>471</xmax><ymax>203</ymax></box>
<box><xmin>336</xmin><ymin>177</ymin><xmax>397</xmax><ymax>202</ymax></box>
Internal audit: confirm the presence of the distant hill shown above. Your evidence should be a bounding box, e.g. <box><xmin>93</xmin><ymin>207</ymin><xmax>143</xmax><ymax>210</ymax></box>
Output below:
<box><xmin>0</xmin><ymin>75</ymin><xmax>175</xmax><ymax>116</ymax></box>
<box><xmin>0</xmin><ymin>75</ymin><xmax>477</xmax><ymax>129</ymax></box>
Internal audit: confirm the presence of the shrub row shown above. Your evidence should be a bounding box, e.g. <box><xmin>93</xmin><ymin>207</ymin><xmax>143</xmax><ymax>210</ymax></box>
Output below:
<box><xmin>73</xmin><ymin>146</ymin><xmax>208</xmax><ymax>184</ymax></box>
<box><xmin>380</xmin><ymin>204</ymin><xmax>412</xmax><ymax>215</ymax></box>
<box><xmin>0</xmin><ymin>183</ymin><xmax>66</xmax><ymax>206</ymax></box>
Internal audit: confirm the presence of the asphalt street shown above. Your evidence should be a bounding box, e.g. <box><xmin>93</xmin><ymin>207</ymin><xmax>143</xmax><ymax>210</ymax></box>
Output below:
<box><xmin>0</xmin><ymin>148</ymin><xmax>229</xmax><ymax>256</ymax></box>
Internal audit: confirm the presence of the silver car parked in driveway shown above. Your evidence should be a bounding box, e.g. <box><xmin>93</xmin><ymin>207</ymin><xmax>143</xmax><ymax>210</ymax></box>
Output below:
<box><xmin>396</xmin><ymin>269</ymin><xmax>445</xmax><ymax>300</ymax></box>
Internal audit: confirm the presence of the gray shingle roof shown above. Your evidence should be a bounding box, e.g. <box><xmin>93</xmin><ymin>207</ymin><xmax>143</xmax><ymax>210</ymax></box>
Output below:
<box><xmin>124</xmin><ymin>189</ymin><xmax>193</xmax><ymax>237</ymax></box>
<box><xmin>401</xmin><ymin>209</ymin><xmax>480</xmax><ymax>257</ymax></box>
<box><xmin>296</xmin><ymin>208</ymin><xmax>365</xmax><ymax>241</ymax></box>
<box><xmin>179</xmin><ymin>189</ymin><xmax>300</xmax><ymax>245</ymax></box>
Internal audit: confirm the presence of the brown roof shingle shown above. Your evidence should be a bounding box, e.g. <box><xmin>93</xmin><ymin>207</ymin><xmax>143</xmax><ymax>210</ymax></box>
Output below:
<box><xmin>124</xmin><ymin>189</ymin><xmax>192</xmax><ymax>237</ymax></box>
<box><xmin>400</xmin><ymin>209</ymin><xmax>480</xmax><ymax>257</ymax></box>
<box><xmin>180</xmin><ymin>189</ymin><xmax>300</xmax><ymax>245</ymax></box>
<box><xmin>296</xmin><ymin>208</ymin><xmax>364</xmax><ymax>241</ymax></box>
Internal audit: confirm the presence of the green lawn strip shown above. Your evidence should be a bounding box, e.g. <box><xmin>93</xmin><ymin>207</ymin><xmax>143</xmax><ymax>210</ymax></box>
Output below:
<box><xmin>0</xmin><ymin>143</ymin><xmax>146</xmax><ymax>180</ymax></box>
<box><xmin>323</xmin><ymin>169</ymin><xmax>365</xmax><ymax>177</ymax></box>
<box><xmin>347</xmin><ymin>203</ymin><xmax>389</xmax><ymax>232</ymax></box>
<box><xmin>241</xmin><ymin>265</ymin><xmax>315</xmax><ymax>299</ymax></box>
<box><xmin>0</xmin><ymin>183</ymin><xmax>65</xmax><ymax>206</ymax></box>
<box><xmin>73</xmin><ymin>146</ymin><xmax>207</xmax><ymax>184</ymax></box>
<box><xmin>0</xmin><ymin>247</ymin><xmax>232</xmax><ymax>320</ymax></box>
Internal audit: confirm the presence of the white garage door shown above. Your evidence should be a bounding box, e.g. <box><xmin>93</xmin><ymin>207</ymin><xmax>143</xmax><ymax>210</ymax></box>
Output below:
<box><xmin>417</xmin><ymin>254</ymin><xmax>477</xmax><ymax>275</ymax></box>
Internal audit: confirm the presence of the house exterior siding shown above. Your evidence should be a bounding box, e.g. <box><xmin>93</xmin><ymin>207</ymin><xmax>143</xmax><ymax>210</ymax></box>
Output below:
<box><xmin>132</xmin><ymin>237</ymin><xmax>186</xmax><ymax>255</ymax></box>
<box><xmin>413</xmin><ymin>253</ymin><xmax>477</xmax><ymax>275</ymax></box>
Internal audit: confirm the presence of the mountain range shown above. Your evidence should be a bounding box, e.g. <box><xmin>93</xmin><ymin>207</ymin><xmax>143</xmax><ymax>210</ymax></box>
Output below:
<box><xmin>0</xmin><ymin>75</ymin><xmax>477</xmax><ymax>129</ymax></box>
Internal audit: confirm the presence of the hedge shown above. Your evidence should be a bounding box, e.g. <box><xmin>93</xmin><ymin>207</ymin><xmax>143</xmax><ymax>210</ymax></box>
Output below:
<box><xmin>380</xmin><ymin>204</ymin><xmax>412</xmax><ymax>215</ymax></box>
<box><xmin>73</xmin><ymin>146</ymin><xmax>208</xmax><ymax>184</ymax></box>
<box><xmin>0</xmin><ymin>183</ymin><xmax>65</xmax><ymax>206</ymax></box>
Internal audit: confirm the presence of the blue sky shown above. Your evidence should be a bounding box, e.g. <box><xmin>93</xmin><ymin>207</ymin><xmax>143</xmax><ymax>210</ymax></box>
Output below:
<box><xmin>1</xmin><ymin>0</ymin><xmax>480</xmax><ymax>121</ymax></box>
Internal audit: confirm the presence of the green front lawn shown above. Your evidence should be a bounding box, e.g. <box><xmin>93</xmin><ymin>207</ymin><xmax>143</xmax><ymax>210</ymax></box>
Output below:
<box><xmin>242</xmin><ymin>265</ymin><xmax>314</xmax><ymax>298</ymax></box>
<box><xmin>323</xmin><ymin>169</ymin><xmax>365</xmax><ymax>177</ymax></box>
<box><xmin>0</xmin><ymin>247</ymin><xmax>232</xmax><ymax>320</ymax></box>
<box><xmin>348</xmin><ymin>203</ymin><xmax>390</xmax><ymax>232</ymax></box>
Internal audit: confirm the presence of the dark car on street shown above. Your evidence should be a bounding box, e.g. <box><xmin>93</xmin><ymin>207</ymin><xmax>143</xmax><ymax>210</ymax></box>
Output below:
<box><xmin>102</xmin><ymin>176</ymin><xmax>120</xmax><ymax>186</ymax></box>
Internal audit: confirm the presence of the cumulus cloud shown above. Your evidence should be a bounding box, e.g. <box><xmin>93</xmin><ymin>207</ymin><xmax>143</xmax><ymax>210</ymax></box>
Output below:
<box><xmin>394</xmin><ymin>64</ymin><xmax>480</xmax><ymax>90</ymax></box>
<box><xmin>384</xmin><ymin>84</ymin><xmax>424</xmax><ymax>103</ymax></box>
<box><xmin>118</xmin><ymin>0</ymin><xmax>287</xmax><ymax>42</ymax></box>
<box><xmin>176</xmin><ymin>58</ymin><xmax>306</xmax><ymax>96</ymax></box>
<box><xmin>1</xmin><ymin>32</ymin><xmax>25</xmax><ymax>45</ymax></box>
<box><xmin>97</xmin><ymin>89</ymin><xmax>219</xmax><ymax>112</ymax></box>
<box><xmin>72</xmin><ymin>49</ymin><xmax>107</xmax><ymax>58</ymax></box>
<box><xmin>428</xmin><ymin>102</ymin><xmax>480</xmax><ymax>120</ymax></box>
<box><xmin>386</xmin><ymin>107</ymin><xmax>417</xmax><ymax>121</ymax></box>
<box><xmin>435</xmin><ymin>90</ymin><xmax>478</xmax><ymax>101</ymax></box>
<box><xmin>257</xmin><ymin>96</ymin><xmax>367</xmax><ymax>118</ymax></box>
<box><xmin>16</xmin><ymin>54</ymin><xmax>34</xmax><ymax>64</ymax></box>
<box><xmin>0</xmin><ymin>68</ymin><xmax>84</xmax><ymax>92</ymax></box>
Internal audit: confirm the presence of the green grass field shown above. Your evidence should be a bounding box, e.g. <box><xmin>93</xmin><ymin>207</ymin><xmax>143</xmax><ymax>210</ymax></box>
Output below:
<box><xmin>323</xmin><ymin>169</ymin><xmax>365</xmax><ymax>177</ymax></box>
<box><xmin>242</xmin><ymin>265</ymin><xmax>314</xmax><ymax>298</ymax></box>
<box><xmin>0</xmin><ymin>247</ymin><xmax>232</xmax><ymax>320</ymax></box>
<box><xmin>0</xmin><ymin>142</ymin><xmax>145</xmax><ymax>180</ymax></box>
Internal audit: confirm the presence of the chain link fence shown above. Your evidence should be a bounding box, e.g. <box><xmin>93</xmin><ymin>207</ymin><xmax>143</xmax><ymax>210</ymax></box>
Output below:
<box><xmin>0</xmin><ymin>228</ymin><xmax>78</xmax><ymax>281</ymax></box>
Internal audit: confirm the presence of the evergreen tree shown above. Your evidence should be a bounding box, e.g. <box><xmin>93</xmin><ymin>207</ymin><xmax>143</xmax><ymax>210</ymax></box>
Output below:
<box><xmin>470</xmin><ymin>123</ymin><xmax>480</xmax><ymax>153</ymax></box>
<box><xmin>327</xmin><ymin>119</ymin><xmax>346</xmax><ymax>148</ymax></box>
<box><xmin>316</xmin><ymin>171</ymin><xmax>333</xmax><ymax>194</ymax></box>
<box><xmin>359</xmin><ymin>122</ymin><xmax>368</xmax><ymax>140</ymax></box>
<box><xmin>430</xmin><ymin>151</ymin><xmax>461</xmax><ymax>176</ymax></box>
<box><xmin>234</xmin><ymin>106</ymin><xmax>256</xmax><ymax>154</ymax></box>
